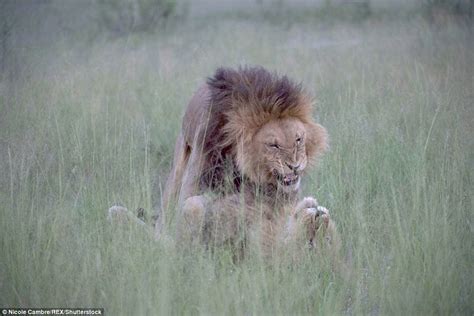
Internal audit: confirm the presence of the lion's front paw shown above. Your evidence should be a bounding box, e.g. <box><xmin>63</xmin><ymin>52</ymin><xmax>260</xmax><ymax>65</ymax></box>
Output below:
<box><xmin>310</xmin><ymin>205</ymin><xmax>330</xmax><ymax>228</ymax></box>
<box><xmin>290</xmin><ymin>197</ymin><xmax>332</xmax><ymax>246</ymax></box>
<box><xmin>297</xmin><ymin>205</ymin><xmax>330</xmax><ymax>230</ymax></box>
<box><xmin>294</xmin><ymin>197</ymin><xmax>329</xmax><ymax>226</ymax></box>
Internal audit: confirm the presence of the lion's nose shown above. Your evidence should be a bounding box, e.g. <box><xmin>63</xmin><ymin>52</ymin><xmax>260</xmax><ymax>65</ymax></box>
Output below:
<box><xmin>286</xmin><ymin>162</ymin><xmax>300</xmax><ymax>171</ymax></box>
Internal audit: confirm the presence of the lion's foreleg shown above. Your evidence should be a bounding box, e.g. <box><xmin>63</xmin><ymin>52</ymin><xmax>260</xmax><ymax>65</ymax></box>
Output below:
<box><xmin>176</xmin><ymin>143</ymin><xmax>206</xmax><ymax>209</ymax></box>
<box><xmin>178</xmin><ymin>194</ymin><xmax>246</xmax><ymax>250</ymax></box>
<box><xmin>162</xmin><ymin>132</ymin><xmax>189</xmax><ymax>211</ymax></box>
<box><xmin>283</xmin><ymin>197</ymin><xmax>338</xmax><ymax>250</ymax></box>
<box><xmin>177</xmin><ymin>195</ymin><xmax>209</xmax><ymax>244</ymax></box>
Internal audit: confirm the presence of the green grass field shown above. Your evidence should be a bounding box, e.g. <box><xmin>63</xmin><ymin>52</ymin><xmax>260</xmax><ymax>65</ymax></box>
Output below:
<box><xmin>1</xmin><ymin>11</ymin><xmax>472</xmax><ymax>315</ymax></box>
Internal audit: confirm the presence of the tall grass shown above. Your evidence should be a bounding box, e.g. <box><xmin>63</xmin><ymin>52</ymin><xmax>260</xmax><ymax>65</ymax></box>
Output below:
<box><xmin>1</xmin><ymin>15</ymin><xmax>472</xmax><ymax>314</ymax></box>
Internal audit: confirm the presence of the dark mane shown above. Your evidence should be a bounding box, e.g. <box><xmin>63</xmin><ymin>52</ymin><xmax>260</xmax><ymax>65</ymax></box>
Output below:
<box><xmin>199</xmin><ymin>66</ymin><xmax>311</xmax><ymax>193</ymax></box>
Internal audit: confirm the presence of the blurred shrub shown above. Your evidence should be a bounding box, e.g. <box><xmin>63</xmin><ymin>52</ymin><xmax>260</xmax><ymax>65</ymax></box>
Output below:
<box><xmin>98</xmin><ymin>0</ymin><xmax>177</xmax><ymax>35</ymax></box>
<box><xmin>423</xmin><ymin>0</ymin><xmax>472</xmax><ymax>17</ymax></box>
<box><xmin>256</xmin><ymin>0</ymin><xmax>372</xmax><ymax>25</ymax></box>
<box><xmin>324</xmin><ymin>0</ymin><xmax>371</xmax><ymax>22</ymax></box>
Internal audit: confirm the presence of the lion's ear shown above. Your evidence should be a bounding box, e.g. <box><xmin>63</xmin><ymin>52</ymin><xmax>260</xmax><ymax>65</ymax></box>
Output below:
<box><xmin>305</xmin><ymin>122</ymin><xmax>328</xmax><ymax>159</ymax></box>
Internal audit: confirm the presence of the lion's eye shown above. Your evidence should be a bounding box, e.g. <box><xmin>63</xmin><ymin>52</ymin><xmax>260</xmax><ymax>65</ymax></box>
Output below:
<box><xmin>269</xmin><ymin>144</ymin><xmax>280</xmax><ymax>149</ymax></box>
<box><xmin>296</xmin><ymin>137</ymin><xmax>302</xmax><ymax>144</ymax></box>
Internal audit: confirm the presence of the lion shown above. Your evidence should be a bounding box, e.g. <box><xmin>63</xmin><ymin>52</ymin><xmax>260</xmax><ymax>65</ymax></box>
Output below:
<box><xmin>159</xmin><ymin>66</ymin><xmax>340</xmax><ymax>259</ymax></box>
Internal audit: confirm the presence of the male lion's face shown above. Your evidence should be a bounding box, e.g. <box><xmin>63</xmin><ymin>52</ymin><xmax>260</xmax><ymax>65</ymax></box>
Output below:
<box><xmin>250</xmin><ymin>117</ymin><xmax>308</xmax><ymax>192</ymax></box>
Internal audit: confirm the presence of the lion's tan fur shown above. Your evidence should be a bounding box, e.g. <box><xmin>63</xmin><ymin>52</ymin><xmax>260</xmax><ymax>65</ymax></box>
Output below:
<box><xmin>159</xmin><ymin>66</ymin><xmax>339</xmax><ymax>258</ymax></box>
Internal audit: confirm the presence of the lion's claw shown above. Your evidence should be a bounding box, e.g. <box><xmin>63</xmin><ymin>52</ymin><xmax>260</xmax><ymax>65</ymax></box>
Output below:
<box><xmin>298</xmin><ymin>204</ymin><xmax>330</xmax><ymax>232</ymax></box>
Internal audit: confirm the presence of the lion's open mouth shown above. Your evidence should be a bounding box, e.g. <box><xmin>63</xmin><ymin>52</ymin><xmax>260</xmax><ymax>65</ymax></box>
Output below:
<box><xmin>275</xmin><ymin>173</ymin><xmax>300</xmax><ymax>186</ymax></box>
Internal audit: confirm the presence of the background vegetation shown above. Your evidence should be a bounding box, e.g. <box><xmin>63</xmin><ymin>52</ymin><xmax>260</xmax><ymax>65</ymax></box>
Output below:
<box><xmin>0</xmin><ymin>0</ymin><xmax>472</xmax><ymax>314</ymax></box>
